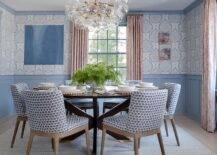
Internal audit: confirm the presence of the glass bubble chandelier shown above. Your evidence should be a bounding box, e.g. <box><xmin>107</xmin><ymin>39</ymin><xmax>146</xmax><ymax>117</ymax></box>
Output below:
<box><xmin>66</xmin><ymin>0</ymin><xmax>128</xmax><ymax>31</ymax></box>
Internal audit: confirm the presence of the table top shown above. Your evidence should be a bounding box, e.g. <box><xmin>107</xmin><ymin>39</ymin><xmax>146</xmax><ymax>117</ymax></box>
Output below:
<box><xmin>63</xmin><ymin>92</ymin><xmax>131</xmax><ymax>98</ymax></box>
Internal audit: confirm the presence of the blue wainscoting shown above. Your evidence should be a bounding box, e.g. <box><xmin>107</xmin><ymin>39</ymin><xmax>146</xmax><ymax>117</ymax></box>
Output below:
<box><xmin>143</xmin><ymin>74</ymin><xmax>186</xmax><ymax>115</ymax></box>
<box><xmin>14</xmin><ymin>75</ymin><xmax>70</xmax><ymax>88</ymax></box>
<box><xmin>185</xmin><ymin>75</ymin><xmax>202</xmax><ymax>122</ymax></box>
<box><xmin>0</xmin><ymin>75</ymin><xmax>70</xmax><ymax>118</ymax></box>
<box><xmin>0</xmin><ymin>74</ymin><xmax>202</xmax><ymax>123</ymax></box>
<box><xmin>0</xmin><ymin>75</ymin><xmax>14</xmax><ymax>118</ymax></box>
<box><xmin>144</xmin><ymin>74</ymin><xmax>202</xmax><ymax>122</ymax></box>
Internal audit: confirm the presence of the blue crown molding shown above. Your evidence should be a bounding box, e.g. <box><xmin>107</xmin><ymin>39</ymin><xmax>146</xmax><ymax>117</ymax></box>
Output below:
<box><xmin>184</xmin><ymin>0</ymin><xmax>204</xmax><ymax>14</ymax></box>
<box><xmin>128</xmin><ymin>10</ymin><xmax>184</xmax><ymax>15</ymax></box>
<box><xmin>0</xmin><ymin>1</ymin><xmax>15</xmax><ymax>14</ymax></box>
<box><xmin>15</xmin><ymin>11</ymin><xmax>65</xmax><ymax>15</ymax></box>
<box><xmin>0</xmin><ymin>0</ymin><xmax>203</xmax><ymax>16</ymax></box>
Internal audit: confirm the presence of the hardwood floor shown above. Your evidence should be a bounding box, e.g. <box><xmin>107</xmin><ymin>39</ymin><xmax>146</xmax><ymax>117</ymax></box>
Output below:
<box><xmin>176</xmin><ymin>116</ymin><xmax>217</xmax><ymax>154</ymax></box>
<box><xmin>0</xmin><ymin>115</ymin><xmax>216</xmax><ymax>155</ymax></box>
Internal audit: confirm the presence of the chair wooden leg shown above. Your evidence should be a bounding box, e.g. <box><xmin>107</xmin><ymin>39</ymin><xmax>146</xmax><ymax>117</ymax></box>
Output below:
<box><xmin>26</xmin><ymin>131</ymin><xmax>34</xmax><ymax>155</ymax></box>
<box><xmin>138</xmin><ymin>137</ymin><xmax>141</xmax><ymax>149</ymax></box>
<box><xmin>21</xmin><ymin>120</ymin><xmax>26</xmax><ymax>138</ymax></box>
<box><xmin>100</xmin><ymin>128</ymin><xmax>106</xmax><ymax>155</ymax></box>
<box><xmin>164</xmin><ymin>119</ymin><xmax>169</xmax><ymax>137</ymax></box>
<box><xmin>134</xmin><ymin>134</ymin><xmax>139</xmax><ymax>155</ymax></box>
<box><xmin>85</xmin><ymin>127</ymin><xmax>91</xmax><ymax>155</ymax></box>
<box><xmin>170</xmin><ymin>118</ymin><xmax>180</xmax><ymax>146</ymax></box>
<box><xmin>11</xmin><ymin>118</ymin><xmax>20</xmax><ymax>148</ymax></box>
<box><xmin>157</xmin><ymin>132</ymin><xmax>165</xmax><ymax>155</ymax></box>
<box><xmin>53</xmin><ymin>136</ymin><xmax>59</xmax><ymax>155</ymax></box>
<box><xmin>51</xmin><ymin>138</ymin><xmax>54</xmax><ymax>150</ymax></box>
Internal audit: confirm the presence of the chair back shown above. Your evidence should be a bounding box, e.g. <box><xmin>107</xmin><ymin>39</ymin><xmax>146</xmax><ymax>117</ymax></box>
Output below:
<box><xmin>126</xmin><ymin>89</ymin><xmax>168</xmax><ymax>133</ymax></box>
<box><xmin>23</xmin><ymin>90</ymin><xmax>68</xmax><ymax>133</ymax></box>
<box><xmin>11</xmin><ymin>83</ymin><xmax>29</xmax><ymax>116</ymax></box>
<box><xmin>162</xmin><ymin>83</ymin><xmax>181</xmax><ymax>115</ymax></box>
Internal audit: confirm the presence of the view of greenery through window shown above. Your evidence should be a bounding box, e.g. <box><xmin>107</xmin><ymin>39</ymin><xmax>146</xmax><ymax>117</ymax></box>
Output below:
<box><xmin>88</xmin><ymin>26</ymin><xmax>127</xmax><ymax>80</ymax></box>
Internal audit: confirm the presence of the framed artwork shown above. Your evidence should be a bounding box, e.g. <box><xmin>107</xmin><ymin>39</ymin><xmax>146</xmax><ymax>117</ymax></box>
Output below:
<box><xmin>158</xmin><ymin>32</ymin><xmax>170</xmax><ymax>45</ymax></box>
<box><xmin>158</xmin><ymin>32</ymin><xmax>171</xmax><ymax>60</ymax></box>
<box><xmin>24</xmin><ymin>25</ymin><xmax>64</xmax><ymax>65</ymax></box>
<box><xmin>158</xmin><ymin>48</ymin><xmax>171</xmax><ymax>60</ymax></box>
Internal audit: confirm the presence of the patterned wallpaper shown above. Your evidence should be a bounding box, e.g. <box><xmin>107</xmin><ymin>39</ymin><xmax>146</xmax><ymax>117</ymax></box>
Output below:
<box><xmin>0</xmin><ymin>3</ymin><xmax>203</xmax><ymax>76</ymax></box>
<box><xmin>14</xmin><ymin>15</ymin><xmax>71</xmax><ymax>75</ymax></box>
<box><xmin>184</xmin><ymin>3</ymin><xmax>204</xmax><ymax>75</ymax></box>
<box><xmin>0</xmin><ymin>7</ymin><xmax>15</xmax><ymax>75</ymax></box>
<box><xmin>143</xmin><ymin>13</ymin><xmax>186</xmax><ymax>74</ymax></box>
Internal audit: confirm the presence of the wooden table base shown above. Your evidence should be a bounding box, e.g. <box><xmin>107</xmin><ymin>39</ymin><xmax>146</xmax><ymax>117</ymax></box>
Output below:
<box><xmin>63</xmin><ymin>96</ymin><xmax>130</xmax><ymax>154</ymax></box>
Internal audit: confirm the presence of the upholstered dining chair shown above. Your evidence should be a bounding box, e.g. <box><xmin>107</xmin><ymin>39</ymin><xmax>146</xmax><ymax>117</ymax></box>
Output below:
<box><xmin>10</xmin><ymin>83</ymin><xmax>29</xmax><ymax>148</ymax></box>
<box><xmin>100</xmin><ymin>90</ymin><xmax>168</xmax><ymax>155</ymax></box>
<box><xmin>161</xmin><ymin>83</ymin><xmax>181</xmax><ymax>146</ymax></box>
<box><xmin>23</xmin><ymin>90</ymin><xmax>91</xmax><ymax>155</ymax></box>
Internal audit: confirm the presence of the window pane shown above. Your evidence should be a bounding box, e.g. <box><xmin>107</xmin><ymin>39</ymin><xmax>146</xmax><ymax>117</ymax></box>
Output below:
<box><xmin>98</xmin><ymin>31</ymin><xmax>107</xmax><ymax>39</ymax></box>
<box><xmin>117</xmin><ymin>68</ymin><xmax>127</xmax><ymax>80</ymax></box>
<box><xmin>108</xmin><ymin>54</ymin><xmax>117</xmax><ymax>66</ymax></box>
<box><xmin>118</xmin><ymin>40</ymin><xmax>126</xmax><ymax>53</ymax></box>
<box><xmin>108</xmin><ymin>40</ymin><xmax>117</xmax><ymax>52</ymax></box>
<box><xmin>118</xmin><ymin>54</ymin><xmax>126</xmax><ymax>67</ymax></box>
<box><xmin>88</xmin><ymin>26</ymin><xmax>127</xmax><ymax>80</ymax></box>
<box><xmin>89</xmin><ymin>31</ymin><xmax>97</xmax><ymax>39</ymax></box>
<box><xmin>98</xmin><ymin>40</ymin><xmax>107</xmax><ymax>53</ymax></box>
<box><xmin>108</xmin><ymin>28</ymin><xmax>116</xmax><ymax>39</ymax></box>
<box><xmin>98</xmin><ymin>54</ymin><xmax>108</xmax><ymax>64</ymax></box>
<box><xmin>89</xmin><ymin>54</ymin><xmax>98</xmax><ymax>64</ymax></box>
<box><xmin>118</xmin><ymin>26</ymin><xmax>126</xmax><ymax>39</ymax></box>
<box><xmin>89</xmin><ymin>40</ymin><xmax>97</xmax><ymax>52</ymax></box>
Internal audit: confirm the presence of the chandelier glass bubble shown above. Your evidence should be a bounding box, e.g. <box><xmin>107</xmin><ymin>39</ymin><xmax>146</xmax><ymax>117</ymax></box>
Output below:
<box><xmin>66</xmin><ymin>0</ymin><xmax>128</xmax><ymax>31</ymax></box>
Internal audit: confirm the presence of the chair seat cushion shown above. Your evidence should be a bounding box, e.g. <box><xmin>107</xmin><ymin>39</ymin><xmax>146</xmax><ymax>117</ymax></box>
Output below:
<box><xmin>66</xmin><ymin>114</ymin><xmax>89</xmax><ymax>131</ymax></box>
<box><xmin>104</xmin><ymin>115</ymin><xmax>128</xmax><ymax>131</ymax></box>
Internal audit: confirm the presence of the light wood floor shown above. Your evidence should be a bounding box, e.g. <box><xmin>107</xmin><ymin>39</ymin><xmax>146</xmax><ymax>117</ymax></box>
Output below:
<box><xmin>0</xmin><ymin>115</ymin><xmax>217</xmax><ymax>155</ymax></box>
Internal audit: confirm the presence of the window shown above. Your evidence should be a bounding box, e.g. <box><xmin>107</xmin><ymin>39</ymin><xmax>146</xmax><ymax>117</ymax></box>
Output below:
<box><xmin>88</xmin><ymin>26</ymin><xmax>127</xmax><ymax>80</ymax></box>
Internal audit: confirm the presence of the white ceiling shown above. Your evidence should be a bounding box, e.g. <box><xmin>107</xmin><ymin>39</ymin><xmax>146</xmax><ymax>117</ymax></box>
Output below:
<box><xmin>0</xmin><ymin>0</ymin><xmax>196</xmax><ymax>12</ymax></box>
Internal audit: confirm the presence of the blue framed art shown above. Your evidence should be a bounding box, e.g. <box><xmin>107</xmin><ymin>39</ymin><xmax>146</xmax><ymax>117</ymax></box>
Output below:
<box><xmin>24</xmin><ymin>25</ymin><xmax>64</xmax><ymax>65</ymax></box>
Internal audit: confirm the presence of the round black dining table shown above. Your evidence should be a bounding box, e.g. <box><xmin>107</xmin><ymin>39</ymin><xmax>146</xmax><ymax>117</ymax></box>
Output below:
<box><xmin>63</xmin><ymin>92</ymin><xmax>131</xmax><ymax>154</ymax></box>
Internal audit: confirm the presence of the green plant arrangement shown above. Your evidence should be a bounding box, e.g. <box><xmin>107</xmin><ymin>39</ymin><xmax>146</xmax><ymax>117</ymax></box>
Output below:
<box><xmin>72</xmin><ymin>63</ymin><xmax>120</xmax><ymax>87</ymax></box>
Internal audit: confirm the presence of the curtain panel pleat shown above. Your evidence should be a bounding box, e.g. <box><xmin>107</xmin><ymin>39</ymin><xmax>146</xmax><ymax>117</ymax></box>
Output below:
<box><xmin>201</xmin><ymin>0</ymin><xmax>217</xmax><ymax>132</ymax></box>
<box><xmin>127</xmin><ymin>15</ymin><xmax>143</xmax><ymax>80</ymax></box>
<box><xmin>70</xmin><ymin>22</ymin><xmax>89</xmax><ymax>75</ymax></box>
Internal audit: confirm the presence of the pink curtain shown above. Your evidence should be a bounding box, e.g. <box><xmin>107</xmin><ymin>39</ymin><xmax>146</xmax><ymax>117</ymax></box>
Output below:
<box><xmin>201</xmin><ymin>0</ymin><xmax>217</xmax><ymax>132</ymax></box>
<box><xmin>127</xmin><ymin>15</ymin><xmax>143</xmax><ymax>80</ymax></box>
<box><xmin>70</xmin><ymin>22</ymin><xmax>89</xmax><ymax>74</ymax></box>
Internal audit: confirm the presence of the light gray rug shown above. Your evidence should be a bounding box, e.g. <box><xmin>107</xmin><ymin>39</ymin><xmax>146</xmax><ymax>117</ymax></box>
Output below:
<box><xmin>0</xmin><ymin>124</ymin><xmax>215</xmax><ymax>155</ymax></box>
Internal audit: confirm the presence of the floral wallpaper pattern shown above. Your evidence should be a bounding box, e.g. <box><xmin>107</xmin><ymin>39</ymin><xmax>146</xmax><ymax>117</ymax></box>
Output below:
<box><xmin>14</xmin><ymin>15</ymin><xmax>71</xmax><ymax>75</ymax></box>
<box><xmin>184</xmin><ymin>3</ymin><xmax>204</xmax><ymax>75</ymax></box>
<box><xmin>0</xmin><ymin>8</ymin><xmax>15</xmax><ymax>75</ymax></box>
<box><xmin>143</xmin><ymin>14</ymin><xmax>186</xmax><ymax>74</ymax></box>
<box><xmin>0</xmin><ymin>3</ymin><xmax>203</xmax><ymax>76</ymax></box>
